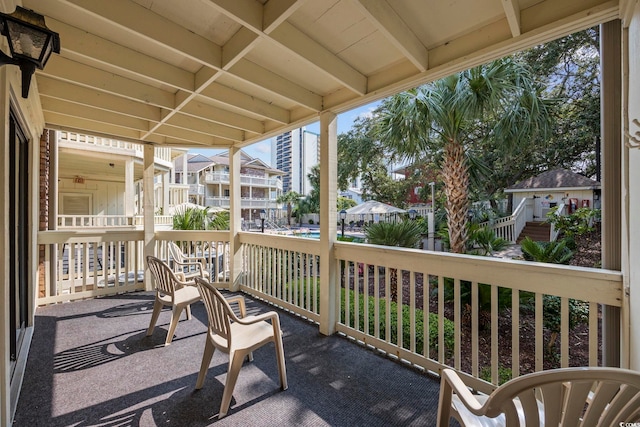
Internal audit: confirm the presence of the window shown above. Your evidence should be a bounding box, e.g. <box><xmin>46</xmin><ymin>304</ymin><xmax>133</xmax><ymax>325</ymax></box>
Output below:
<box><xmin>9</xmin><ymin>109</ymin><xmax>28</xmax><ymax>377</ymax></box>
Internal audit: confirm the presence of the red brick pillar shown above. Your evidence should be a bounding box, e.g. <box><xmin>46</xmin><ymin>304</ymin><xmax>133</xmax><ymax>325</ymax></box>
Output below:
<box><xmin>37</xmin><ymin>129</ymin><xmax>52</xmax><ymax>298</ymax></box>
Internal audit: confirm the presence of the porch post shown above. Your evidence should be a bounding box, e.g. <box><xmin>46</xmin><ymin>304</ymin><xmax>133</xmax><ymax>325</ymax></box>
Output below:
<box><xmin>229</xmin><ymin>146</ymin><xmax>242</xmax><ymax>291</ymax></box>
<box><xmin>162</xmin><ymin>171</ymin><xmax>170</xmax><ymax>215</ymax></box>
<box><xmin>124</xmin><ymin>158</ymin><xmax>134</xmax><ymax>217</ymax></box>
<box><xmin>143</xmin><ymin>144</ymin><xmax>155</xmax><ymax>291</ymax></box>
<box><xmin>600</xmin><ymin>19</ymin><xmax>622</xmax><ymax>367</ymax></box>
<box><xmin>622</xmin><ymin>3</ymin><xmax>640</xmax><ymax>371</ymax></box>
<box><xmin>319</xmin><ymin>111</ymin><xmax>338</xmax><ymax>335</ymax></box>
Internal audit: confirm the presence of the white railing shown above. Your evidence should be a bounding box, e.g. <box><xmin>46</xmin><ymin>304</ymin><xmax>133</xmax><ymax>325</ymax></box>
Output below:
<box><xmin>205</xmin><ymin>196</ymin><xmax>279</xmax><ymax>209</ymax></box>
<box><xmin>410</xmin><ymin>206</ymin><xmax>433</xmax><ymax>217</ymax></box>
<box><xmin>58</xmin><ymin>215</ymin><xmax>172</xmax><ymax>228</ymax></box>
<box><xmin>204</xmin><ymin>172</ymin><xmax>282</xmax><ymax>189</ymax></box>
<box><xmin>549</xmin><ymin>203</ymin><xmax>567</xmax><ymax>241</ymax></box>
<box><xmin>238</xmin><ymin>233</ymin><xmax>623</xmax><ymax>393</ymax></box>
<box><xmin>37</xmin><ymin>230</ymin><xmax>147</xmax><ymax>305</ymax></box>
<box><xmin>37</xmin><ymin>229</ymin><xmax>624</xmax><ymax>391</ymax></box>
<box><xmin>58</xmin><ymin>215</ymin><xmax>135</xmax><ymax>228</ymax></box>
<box><xmin>478</xmin><ymin>197</ymin><xmax>531</xmax><ymax>243</ymax></box>
<box><xmin>239</xmin><ymin>233</ymin><xmax>321</xmax><ymax>322</ymax></box>
<box><xmin>189</xmin><ymin>184</ymin><xmax>205</xmax><ymax>195</ymax></box>
<box><xmin>58</xmin><ymin>131</ymin><xmax>173</xmax><ymax>162</ymax></box>
<box><xmin>37</xmin><ymin>230</ymin><xmax>232</xmax><ymax>306</ymax></box>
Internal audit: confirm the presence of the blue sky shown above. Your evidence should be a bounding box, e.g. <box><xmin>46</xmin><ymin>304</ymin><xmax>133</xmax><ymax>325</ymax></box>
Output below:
<box><xmin>189</xmin><ymin>101</ymin><xmax>380</xmax><ymax>166</ymax></box>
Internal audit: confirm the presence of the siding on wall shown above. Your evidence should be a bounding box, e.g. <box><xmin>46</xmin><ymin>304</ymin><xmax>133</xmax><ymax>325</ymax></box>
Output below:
<box><xmin>58</xmin><ymin>179</ymin><xmax>126</xmax><ymax>215</ymax></box>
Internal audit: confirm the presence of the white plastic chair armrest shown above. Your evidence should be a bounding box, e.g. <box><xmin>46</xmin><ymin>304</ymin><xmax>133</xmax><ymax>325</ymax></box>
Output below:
<box><xmin>226</xmin><ymin>295</ymin><xmax>247</xmax><ymax>317</ymax></box>
<box><xmin>442</xmin><ymin>369</ymin><xmax>487</xmax><ymax>415</ymax></box>
<box><xmin>235</xmin><ymin>311</ymin><xmax>279</xmax><ymax>326</ymax></box>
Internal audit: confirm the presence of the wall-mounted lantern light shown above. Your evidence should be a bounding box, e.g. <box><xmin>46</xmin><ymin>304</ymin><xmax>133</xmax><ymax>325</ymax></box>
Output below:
<box><xmin>408</xmin><ymin>209</ymin><xmax>417</xmax><ymax>220</ymax></box>
<box><xmin>0</xmin><ymin>6</ymin><xmax>60</xmax><ymax>98</ymax></box>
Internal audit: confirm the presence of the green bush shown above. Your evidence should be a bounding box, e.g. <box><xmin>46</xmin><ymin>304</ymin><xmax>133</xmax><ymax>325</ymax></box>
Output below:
<box><xmin>520</xmin><ymin>237</ymin><xmax>573</xmax><ymax>264</ymax></box>
<box><xmin>341</xmin><ymin>288</ymin><xmax>455</xmax><ymax>358</ymax></box>
<box><xmin>545</xmin><ymin>207</ymin><xmax>600</xmax><ymax>239</ymax></box>
<box><xmin>480</xmin><ymin>365</ymin><xmax>513</xmax><ymax>385</ymax></box>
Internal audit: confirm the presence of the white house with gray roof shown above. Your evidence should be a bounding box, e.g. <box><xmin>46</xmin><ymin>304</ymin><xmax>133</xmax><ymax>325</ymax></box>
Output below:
<box><xmin>505</xmin><ymin>168</ymin><xmax>601</xmax><ymax>221</ymax></box>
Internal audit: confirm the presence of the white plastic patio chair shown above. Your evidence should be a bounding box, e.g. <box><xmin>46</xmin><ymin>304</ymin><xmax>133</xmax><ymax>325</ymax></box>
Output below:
<box><xmin>437</xmin><ymin>367</ymin><xmax>640</xmax><ymax>426</ymax></box>
<box><xmin>193</xmin><ymin>277</ymin><xmax>288</xmax><ymax>418</ymax></box>
<box><xmin>167</xmin><ymin>241</ymin><xmax>209</xmax><ymax>282</ymax></box>
<box><xmin>146</xmin><ymin>255</ymin><xmax>202</xmax><ymax>346</ymax></box>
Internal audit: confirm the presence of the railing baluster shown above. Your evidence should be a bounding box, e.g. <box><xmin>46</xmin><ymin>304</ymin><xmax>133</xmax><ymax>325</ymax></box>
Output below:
<box><xmin>454</xmin><ymin>278</ymin><xmax>461</xmax><ymax>371</ymax></box>
<box><xmin>471</xmin><ymin>281</ymin><xmax>479</xmax><ymax>378</ymax></box>
<box><xmin>491</xmin><ymin>284</ymin><xmax>498</xmax><ymax>385</ymax></box>
<box><xmin>535</xmin><ymin>293</ymin><xmax>543</xmax><ymax>372</ymax></box>
<box><xmin>589</xmin><ymin>301</ymin><xmax>598</xmax><ymax>366</ymax></box>
<box><xmin>512</xmin><ymin>289</ymin><xmax>520</xmax><ymax>378</ymax></box>
<box><xmin>561</xmin><ymin>296</ymin><xmax>569</xmax><ymax>367</ymax></box>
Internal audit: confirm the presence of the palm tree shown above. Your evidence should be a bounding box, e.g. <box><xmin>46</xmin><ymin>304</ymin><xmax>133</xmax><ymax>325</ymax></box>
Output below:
<box><xmin>276</xmin><ymin>190</ymin><xmax>302</xmax><ymax>226</ymax></box>
<box><xmin>365</xmin><ymin>221</ymin><xmax>425</xmax><ymax>301</ymax></box>
<box><xmin>376</xmin><ymin>58</ymin><xmax>552</xmax><ymax>253</ymax></box>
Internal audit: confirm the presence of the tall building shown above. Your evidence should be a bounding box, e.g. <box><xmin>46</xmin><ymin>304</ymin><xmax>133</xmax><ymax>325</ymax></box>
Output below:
<box><xmin>271</xmin><ymin>128</ymin><xmax>319</xmax><ymax>196</ymax></box>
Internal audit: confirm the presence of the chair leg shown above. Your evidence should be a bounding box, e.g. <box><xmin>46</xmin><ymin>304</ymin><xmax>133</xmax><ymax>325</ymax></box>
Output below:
<box><xmin>164</xmin><ymin>305</ymin><xmax>184</xmax><ymax>346</ymax></box>
<box><xmin>219</xmin><ymin>350</ymin><xmax>246</xmax><ymax>418</ymax></box>
<box><xmin>146</xmin><ymin>297</ymin><xmax>163</xmax><ymax>337</ymax></box>
<box><xmin>195</xmin><ymin>337</ymin><xmax>216</xmax><ymax>389</ymax></box>
<box><xmin>274</xmin><ymin>333</ymin><xmax>288</xmax><ymax>390</ymax></box>
<box><xmin>185</xmin><ymin>304</ymin><xmax>192</xmax><ymax>320</ymax></box>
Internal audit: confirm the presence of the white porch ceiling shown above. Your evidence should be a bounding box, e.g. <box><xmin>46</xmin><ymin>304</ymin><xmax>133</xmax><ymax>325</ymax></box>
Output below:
<box><xmin>23</xmin><ymin>0</ymin><xmax>625</xmax><ymax>149</ymax></box>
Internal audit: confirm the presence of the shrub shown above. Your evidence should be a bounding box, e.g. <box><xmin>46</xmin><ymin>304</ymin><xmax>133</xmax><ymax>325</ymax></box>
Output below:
<box><xmin>340</xmin><ymin>288</ymin><xmax>455</xmax><ymax>358</ymax></box>
<box><xmin>520</xmin><ymin>237</ymin><xmax>573</xmax><ymax>264</ymax></box>
<box><xmin>480</xmin><ymin>365</ymin><xmax>513</xmax><ymax>385</ymax></box>
<box><xmin>466</xmin><ymin>224</ymin><xmax>508</xmax><ymax>256</ymax></box>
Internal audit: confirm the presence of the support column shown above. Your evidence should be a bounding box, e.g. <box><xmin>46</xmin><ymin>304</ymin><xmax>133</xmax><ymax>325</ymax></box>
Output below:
<box><xmin>600</xmin><ymin>19</ymin><xmax>622</xmax><ymax>367</ymax></box>
<box><xmin>124</xmin><ymin>158</ymin><xmax>134</xmax><ymax>217</ymax></box>
<box><xmin>229</xmin><ymin>146</ymin><xmax>242</xmax><ymax>291</ymax></box>
<box><xmin>143</xmin><ymin>144</ymin><xmax>155</xmax><ymax>290</ymax></box>
<box><xmin>622</xmin><ymin>3</ymin><xmax>640</xmax><ymax>370</ymax></box>
<box><xmin>319</xmin><ymin>111</ymin><xmax>338</xmax><ymax>335</ymax></box>
<box><xmin>162</xmin><ymin>171</ymin><xmax>170</xmax><ymax>215</ymax></box>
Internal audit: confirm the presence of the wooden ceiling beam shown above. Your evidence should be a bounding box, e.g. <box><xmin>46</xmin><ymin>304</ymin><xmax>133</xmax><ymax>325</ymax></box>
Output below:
<box><xmin>354</xmin><ymin>0</ymin><xmax>428</xmax><ymax>72</ymax></box>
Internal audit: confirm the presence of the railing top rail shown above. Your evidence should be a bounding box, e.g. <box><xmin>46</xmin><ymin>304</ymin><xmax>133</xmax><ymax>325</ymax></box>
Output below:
<box><xmin>334</xmin><ymin>241</ymin><xmax>622</xmax><ymax>306</ymax></box>
<box><xmin>38</xmin><ymin>229</ymin><xmax>145</xmax><ymax>244</ymax></box>
<box><xmin>512</xmin><ymin>196</ymin><xmax>529</xmax><ymax>215</ymax></box>
<box><xmin>239</xmin><ymin>231</ymin><xmax>322</xmax><ymax>254</ymax></box>
<box><xmin>155</xmin><ymin>230</ymin><xmax>231</xmax><ymax>240</ymax></box>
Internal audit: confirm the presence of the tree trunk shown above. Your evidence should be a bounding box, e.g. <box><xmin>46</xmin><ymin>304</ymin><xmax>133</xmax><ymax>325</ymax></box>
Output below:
<box><xmin>442</xmin><ymin>140</ymin><xmax>469</xmax><ymax>253</ymax></box>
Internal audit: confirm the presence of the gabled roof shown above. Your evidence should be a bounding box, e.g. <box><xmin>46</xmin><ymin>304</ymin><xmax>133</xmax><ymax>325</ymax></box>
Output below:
<box><xmin>175</xmin><ymin>150</ymin><xmax>284</xmax><ymax>175</ymax></box>
<box><xmin>506</xmin><ymin>169</ymin><xmax>600</xmax><ymax>192</ymax></box>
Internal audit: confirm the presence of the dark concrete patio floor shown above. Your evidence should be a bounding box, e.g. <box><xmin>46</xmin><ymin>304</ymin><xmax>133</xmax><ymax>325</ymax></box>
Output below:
<box><xmin>13</xmin><ymin>290</ymin><xmax>445</xmax><ymax>426</ymax></box>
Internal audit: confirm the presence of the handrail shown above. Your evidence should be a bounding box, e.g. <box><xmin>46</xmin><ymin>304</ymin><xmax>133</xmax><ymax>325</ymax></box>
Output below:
<box><xmin>549</xmin><ymin>203</ymin><xmax>567</xmax><ymax>242</ymax></box>
<box><xmin>477</xmin><ymin>198</ymin><xmax>530</xmax><ymax>244</ymax></box>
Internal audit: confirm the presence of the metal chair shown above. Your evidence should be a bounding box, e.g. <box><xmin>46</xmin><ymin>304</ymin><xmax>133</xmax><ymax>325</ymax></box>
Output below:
<box><xmin>145</xmin><ymin>255</ymin><xmax>201</xmax><ymax>346</ymax></box>
<box><xmin>193</xmin><ymin>277</ymin><xmax>288</xmax><ymax>418</ymax></box>
<box><xmin>437</xmin><ymin>367</ymin><xmax>640</xmax><ymax>426</ymax></box>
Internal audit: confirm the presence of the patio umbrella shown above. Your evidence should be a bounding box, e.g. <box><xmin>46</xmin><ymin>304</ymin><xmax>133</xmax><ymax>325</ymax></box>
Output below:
<box><xmin>345</xmin><ymin>200</ymin><xmax>406</xmax><ymax>224</ymax></box>
<box><xmin>345</xmin><ymin>200</ymin><xmax>406</xmax><ymax>215</ymax></box>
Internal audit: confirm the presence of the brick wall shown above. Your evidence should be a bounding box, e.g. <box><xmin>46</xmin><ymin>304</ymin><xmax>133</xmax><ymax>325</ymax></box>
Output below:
<box><xmin>37</xmin><ymin>129</ymin><xmax>51</xmax><ymax>298</ymax></box>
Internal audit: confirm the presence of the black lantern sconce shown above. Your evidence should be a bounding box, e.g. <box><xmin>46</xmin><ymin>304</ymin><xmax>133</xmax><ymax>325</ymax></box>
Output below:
<box><xmin>0</xmin><ymin>6</ymin><xmax>60</xmax><ymax>98</ymax></box>
<box><xmin>408</xmin><ymin>209</ymin><xmax>417</xmax><ymax>220</ymax></box>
